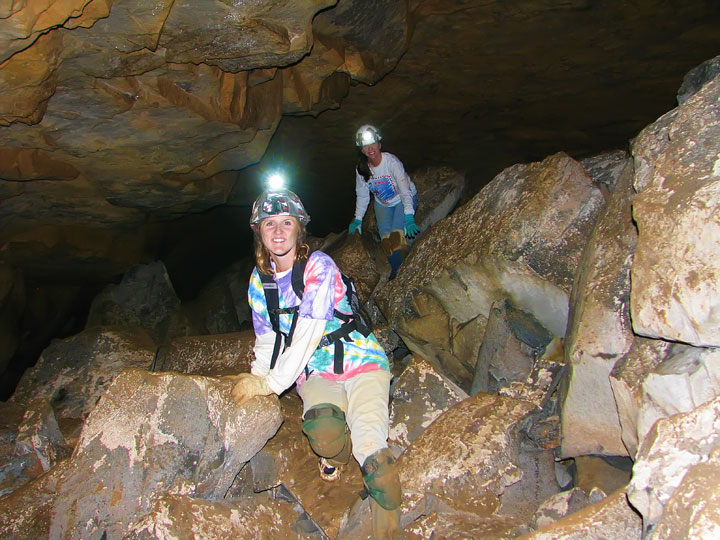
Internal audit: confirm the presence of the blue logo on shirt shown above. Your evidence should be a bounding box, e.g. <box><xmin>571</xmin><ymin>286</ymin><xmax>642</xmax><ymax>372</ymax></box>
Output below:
<box><xmin>369</xmin><ymin>175</ymin><xmax>396</xmax><ymax>203</ymax></box>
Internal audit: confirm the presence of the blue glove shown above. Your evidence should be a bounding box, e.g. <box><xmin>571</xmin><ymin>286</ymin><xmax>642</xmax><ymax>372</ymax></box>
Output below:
<box><xmin>404</xmin><ymin>214</ymin><xmax>420</xmax><ymax>238</ymax></box>
<box><xmin>348</xmin><ymin>219</ymin><xmax>362</xmax><ymax>235</ymax></box>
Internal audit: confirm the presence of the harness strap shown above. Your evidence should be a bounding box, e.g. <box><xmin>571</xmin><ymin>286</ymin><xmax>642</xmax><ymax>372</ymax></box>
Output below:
<box><xmin>291</xmin><ymin>259</ymin><xmax>307</xmax><ymax>298</ymax></box>
<box><xmin>259</xmin><ymin>276</ymin><xmax>282</xmax><ymax>369</ymax></box>
<box><xmin>260</xmin><ymin>258</ymin><xmax>366</xmax><ymax>375</ymax></box>
<box><xmin>270</xmin><ymin>332</ymin><xmax>283</xmax><ymax>370</ymax></box>
<box><xmin>286</xmin><ymin>307</ymin><xmax>300</xmax><ymax>348</ymax></box>
<box><xmin>319</xmin><ymin>319</ymin><xmax>358</xmax><ymax>374</ymax></box>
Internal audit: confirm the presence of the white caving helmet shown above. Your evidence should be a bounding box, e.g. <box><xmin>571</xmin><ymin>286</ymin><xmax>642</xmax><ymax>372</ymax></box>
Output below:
<box><xmin>355</xmin><ymin>124</ymin><xmax>382</xmax><ymax>147</ymax></box>
<box><xmin>249</xmin><ymin>188</ymin><xmax>311</xmax><ymax>231</ymax></box>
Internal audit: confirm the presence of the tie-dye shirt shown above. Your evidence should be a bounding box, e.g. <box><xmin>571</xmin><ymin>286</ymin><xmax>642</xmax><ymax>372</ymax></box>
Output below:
<box><xmin>248</xmin><ymin>251</ymin><xmax>389</xmax><ymax>384</ymax></box>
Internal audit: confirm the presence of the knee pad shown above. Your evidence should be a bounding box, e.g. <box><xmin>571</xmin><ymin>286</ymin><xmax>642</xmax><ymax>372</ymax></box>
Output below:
<box><xmin>362</xmin><ymin>448</ymin><xmax>403</xmax><ymax>510</ymax></box>
<box><xmin>302</xmin><ymin>404</ymin><xmax>348</xmax><ymax>459</ymax></box>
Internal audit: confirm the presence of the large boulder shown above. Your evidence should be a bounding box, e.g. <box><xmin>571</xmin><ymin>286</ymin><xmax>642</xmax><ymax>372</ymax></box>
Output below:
<box><xmin>519</xmin><ymin>489</ymin><xmax>641</xmax><ymax>540</ymax></box>
<box><xmin>157</xmin><ymin>330</ymin><xmax>255</xmax><ymax>377</ymax></box>
<box><xmin>48</xmin><ymin>369</ymin><xmax>283</xmax><ymax>539</ymax></box>
<box><xmin>85</xmin><ymin>261</ymin><xmax>182</xmax><ymax>343</ymax></box>
<box><xmin>388</xmin><ymin>355</ymin><xmax>468</xmax><ymax>455</ymax></box>
<box><xmin>377</xmin><ymin>152</ymin><xmax>605</xmax><ymax>390</ymax></box>
<box><xmin>627</xmin><ymin>395</ymin><xmax>720</xmax><ymax>536</ymax></box>
<box><xmin>561</xmin><ymin>155</ymin><xmax>636</xmax><ymax>458</ymax></box>
<box><xmin>8</xmin><ymin>325</ymin><xmax>156</xmax><ymax>421</ymax></box>
<box><xmin>630</xmin><ymin>73</ymin><xmax>720</xmax><ymax>347</ymax></box>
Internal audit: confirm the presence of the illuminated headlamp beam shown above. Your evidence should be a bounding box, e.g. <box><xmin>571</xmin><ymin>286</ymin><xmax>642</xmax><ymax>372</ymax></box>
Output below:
<box><xmin>267</xmin><ymin>172</ymin><xmax>285</xmax><ymax>190</ymax></box>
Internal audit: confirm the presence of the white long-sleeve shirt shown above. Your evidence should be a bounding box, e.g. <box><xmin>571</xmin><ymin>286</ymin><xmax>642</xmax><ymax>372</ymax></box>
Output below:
<box><xmin>250</xmin><ymin>317</ymin><xmax>327</xmax><ymax>394</ymax></box>
<box><xmin>354</xmin><ymin>152</ymin><xmax>417</xmax><ymax>220</ymax></box>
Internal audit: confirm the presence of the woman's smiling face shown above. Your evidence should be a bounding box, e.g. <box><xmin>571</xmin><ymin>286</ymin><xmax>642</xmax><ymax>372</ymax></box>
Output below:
<box><xmin>361</xmin><ymin>142</ymin><xmax>381</xmax><ymax>164</ymax></box>
<box><xmin>260</xmin><ymin>215</ymin><xmax>299</xmax><ymax>267</ymax></box>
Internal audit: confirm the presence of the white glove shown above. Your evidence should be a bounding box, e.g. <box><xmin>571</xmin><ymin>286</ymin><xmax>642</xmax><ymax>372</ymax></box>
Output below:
<box><xmin>230</xmin><ymin>373</ymin><xmax>273</xmax><ymax>406</ymax></box>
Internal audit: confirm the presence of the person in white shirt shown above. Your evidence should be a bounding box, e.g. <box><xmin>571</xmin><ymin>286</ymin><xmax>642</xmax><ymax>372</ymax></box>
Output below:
<box><xmin>348</xmin><ymin>125</ymin><xmax>419</xmax><ymax>280</ymax></box>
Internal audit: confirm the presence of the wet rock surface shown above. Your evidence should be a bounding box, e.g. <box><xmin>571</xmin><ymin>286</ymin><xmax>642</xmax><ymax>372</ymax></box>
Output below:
<box><xmin>4</xmin><ymin>65</ymin><xmax>720</xmax><ymax>539</ymax></box>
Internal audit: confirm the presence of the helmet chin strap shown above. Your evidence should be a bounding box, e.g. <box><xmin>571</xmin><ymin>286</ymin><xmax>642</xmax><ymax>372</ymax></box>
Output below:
<box><xmin>274</xmin><ymin>248</ymin><xmax>293</xmax><ymax>258</ymax></box>
<box><xmin>269</xmin><ymin>247</ymin><xmax>296</xmax><ymax>272</ymax></box>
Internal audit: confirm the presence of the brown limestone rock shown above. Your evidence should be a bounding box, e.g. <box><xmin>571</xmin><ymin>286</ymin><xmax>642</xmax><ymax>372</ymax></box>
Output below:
<box><xmin>0</xmin><ymin>397</ymin><xmax>72</xmax><ymax>497</ymax></box>
<box><xmin>561</xmin><ymin>156</ymin><xmax>636</xmax><ymax>458</ymax></box>
<box><xmin>410</xmin><ymin>166</ymin><xmax>467</xmax><ymax>249</ymax></box>
<box><xmin>497</xmin><ymin>337</ymin><xmax>565</xmax><ymax>411</ymax></box>
<box><xmin>157</xmin><ymin>330</ymin><xmax>255</xmax><ymax>376</ymax></box>
<box><xmin>530</xmin><ymin>487</ymin><xmax>607</xmax><ymax>531</ymax></box>
<box><xmin>328</xmin><ymin>231</ymin><xmax>382</xmax><ymax>305</ymax></box>
<box><xmin>580</xmin><ymin>150</ymin><xmax>631</xmax><ymax>196</ymax></box>
<box><xmin>280</xmin><ymin>41</ymin><xmax>349</xmax><ymax>115</ymax></box>
<box><xmin>339</xmin><ymin>392</ymin><xmax>550</xmax><ymax>539</ymax></box>
<box><xmin>518</xmin><ymin>488</ymin><xmax>641</xmax><ymax>540</ymax></box>
<box><xmin>610</xmin><ymin>338</ymin><xmax>720</xmax><ymax>459</ymax></box>
<box><xmin>159</xmin><ymin>0</ymin><xmax>336</xmax><ymax>70</ymax></box>
<box><xmin>627</xmin><ymin>395</ymin><xmax>720</xmax><ymax>532</ymax></box>
<box><xmin>85</xmin><ymin>261</ymin><xmax>181</xmax><ymax>343</ymax></box>
<box><xmin>471</xmin><ymin>298</ymin><xmax>554</xmax><ymax>396</ymax></box>
<box><xmin>0</xmin><ymin>148</ymin><xmax>78</xmax><ymax>181</ymax></box>
<box><xmin>0</xmin><ymin>459</ymin><xmax>71</xmax><ymax>540</ymax></box>
<box><xmin>0</xmin><ymin>0</ymin><xmax>103</xmax><ymax>64</ymax></box>
<box><xmin>124</xmin><ymin>492</ymin><xmax>313</xmax><ymax>540</ymax></box>
<box><xmin>0</xmin><ymin>30</ymin><xmax>61</xmax><ymax>126</ymax></box>
<box><xmin>400</xmin><ymin>291</ymin><xmax>450</xmax><ymax>358</ymax></box>
<box><xmin>378</xmin><ymin>152</ymin><xmax>604</xmax><ymax>387</ymax></box>
<box><xmin>631</xmin><ymin>72</ymin><xmax>720</xmax><ymax>347</ymax></box>
<box><xmin>313</xmin><ymin>0</ymin><xmax>410</xmax><ymax>85</ymax></box>
<box><xmin>14</xmin><ymin>398</ymin><xmax>70</xmax><ymax>473</ymax></box>
<box><xmin>651</xmin><ymin>446</ymin><xmax>720</xmax><ymax>540</ymax></box>
<box><xmin>574</xmin><ymin>456</ymin><xmax>632</xmax><ymax>496</ymax></box>
<box><xmin>398</xmin><ymin>393</ymin><xmax>536</xmax><ymax>525</ymax></box>
<box><xmin>388</xmin><ymin>355</ymin><xmax>468</xmax><ymax>455</ymax></box>
<box><xmin>48</xmin><ymin>369</ymin><xmax>283</xmax><ymax>540</ymax></box>
<box><xmin>8</xmin><ymin>325</ymin><xmax>156</xmax><ymax>420</ymax></box>
<box><xmin>609</xmin><ymin>337</ymin><xmax>673</xmax><ymax>458</ymax></box>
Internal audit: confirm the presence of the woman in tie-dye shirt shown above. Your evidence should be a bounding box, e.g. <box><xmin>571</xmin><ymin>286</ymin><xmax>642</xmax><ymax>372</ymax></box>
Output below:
<box><xmin>231</xmin><ymin>188</ymin><xmax>405</xmax><ymax>539</ymax></box>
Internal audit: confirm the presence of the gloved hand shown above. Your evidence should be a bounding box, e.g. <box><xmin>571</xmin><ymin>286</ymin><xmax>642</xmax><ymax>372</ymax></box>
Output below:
<box><xmin>348</xmin><ymin>219</ymin><xmax>362</xmax><ymax>235</ymax></box>
<box><xmin>230</xmin><ymin>373</ymin><xmax>273</xmax><ymax>406</ymax></box>
<box><xmin>403</xmin><ymin>214</ymin><xmax>420</xmax><ymax>238</ymax></box>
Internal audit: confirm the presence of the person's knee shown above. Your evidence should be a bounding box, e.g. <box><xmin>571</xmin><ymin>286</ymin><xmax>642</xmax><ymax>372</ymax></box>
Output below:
<box><xmin>362</xmin><ymin>448</ymin><xmax>403</xmax><ymax>510</ymax></box>
<box><xmin>302</xmin><ymin>404</ymin><xmax>348</xmax><ymax>458</ymax></box>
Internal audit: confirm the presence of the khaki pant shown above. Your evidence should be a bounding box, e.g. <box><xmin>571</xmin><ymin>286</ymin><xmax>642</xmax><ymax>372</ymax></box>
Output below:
<box><xmin>298</xmin><ymin>369</ymin><xmax>392</xmax><ymax>465</ymax></box>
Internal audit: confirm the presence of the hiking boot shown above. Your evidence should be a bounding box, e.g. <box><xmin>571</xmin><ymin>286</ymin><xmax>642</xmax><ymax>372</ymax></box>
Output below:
<box><xmin>318</xmin><ymin>457</ymin><xmax>341</xmax><ymax>482</ymax></box>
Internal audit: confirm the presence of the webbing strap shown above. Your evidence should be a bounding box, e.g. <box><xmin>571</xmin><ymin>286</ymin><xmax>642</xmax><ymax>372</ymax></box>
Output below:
<box><xmin>260</xmin><ymin>259</ymin><xmax>364</xmax><ymax>375</ymax></box>
<box><xmin>292</xmin><ymin>259</ymin><xmax>307</xmax><ymax>299</ymax></box>
<box><xmin>260</xmin><ymin>273</ymin><xmax>300</xmax><ymax>369</ymax></box>
<box><xmin>286</xmin><ymin>307</ymin><xmax>300</xmax><ymax>348</ymax></box>
<box><xmin>334</xmin><ymin>340</ymin><xmax>344</xmax><ymax>374</ymax></box>
<box><xmin>270</xmin><ymin>332</ymin><xmax>283</xmax><ymax>370</ymax></box>
<box><xmin>318</xmin><ymin>320</ymin><xmax>358</xmax><ymax>374</ymax></box>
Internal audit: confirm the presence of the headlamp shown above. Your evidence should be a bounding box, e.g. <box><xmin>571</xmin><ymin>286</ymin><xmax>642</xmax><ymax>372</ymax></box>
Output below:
<box><xmin>266</xmin><ymin>172</ymin><xmax>285</xmax><ymax>190</ymax></box>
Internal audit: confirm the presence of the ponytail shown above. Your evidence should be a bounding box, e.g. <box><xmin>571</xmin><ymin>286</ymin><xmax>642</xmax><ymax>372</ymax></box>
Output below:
<box><xmin>356</xmin><ymin>153</ymin><xmax>371</xmax><ymax>181</ymax></box>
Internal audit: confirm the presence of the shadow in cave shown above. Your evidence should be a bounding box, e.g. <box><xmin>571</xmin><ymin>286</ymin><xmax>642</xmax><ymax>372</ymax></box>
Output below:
<box><xmin>0</xmin><ymin>283</ymin><xmax>101</xmax><ymax>401</ymax></box>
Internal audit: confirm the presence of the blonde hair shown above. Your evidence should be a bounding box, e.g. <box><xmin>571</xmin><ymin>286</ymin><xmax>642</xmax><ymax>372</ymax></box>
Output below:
<box><xmin>254</xmin><ymin>218</ymin><xmax>310</xmax><ymax>276</ymax></box>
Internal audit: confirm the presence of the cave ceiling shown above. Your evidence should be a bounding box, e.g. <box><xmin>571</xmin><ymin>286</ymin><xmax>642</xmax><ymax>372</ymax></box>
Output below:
<box><xmin>1</xmin><ymin>0</ymin><xmax>719</xmax><ymax>286</ymax></box>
